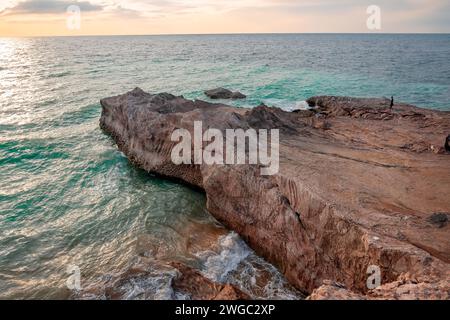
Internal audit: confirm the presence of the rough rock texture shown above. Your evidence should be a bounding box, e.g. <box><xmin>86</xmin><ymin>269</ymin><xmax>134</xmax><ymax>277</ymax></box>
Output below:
<box><xmin>204</xmin><ymin>87</ymin><xmax>246</xmax><ymax>99</ymax></box>
<box><xmin>169</xmin><ymin>262</ymin><xmax>250</xmax><ymax>300</ymax></box>
<box><xmin>100</xmin><ymin>88</ymin><xmax>450</xmax><ymax>299</ymax></box>
<box><xmin>309</xmin><ymin>273</ymin><xmax>450</xmax><ymax>300</ymax></box>
<box><xmin>307</xmin><ymin>281</ymin><xmax>366</xmax><ymax>300</ymax></box>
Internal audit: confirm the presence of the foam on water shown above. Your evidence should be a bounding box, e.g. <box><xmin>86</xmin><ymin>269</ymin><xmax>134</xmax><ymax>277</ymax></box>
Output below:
<box><xmin>196</xmin><ymin>232</ymin><xmax>302</xmax><ymax>300</ymax></box>
<box><xmin>78</xmin><ymin>232</ymin><xmax>302</xmax><ymax>300</ymax></box>
<box><xmin>261</xmin><ymin>99</ymin><xmax>311</xmax><ymax>112</ymax></box>
<box><xmin>78</xmin><ymin>263</ymin><xmax>185</xmax><ymax>300</ymax></box>
<box><xmin>196</xmin><ymin>232</ymin><xmax>251</xmax><ymax>283</ymax></box>
<box><xmin>117</xmin><ymin>269</ymin><xmax>178</xmax><ymax>300</ymax></box>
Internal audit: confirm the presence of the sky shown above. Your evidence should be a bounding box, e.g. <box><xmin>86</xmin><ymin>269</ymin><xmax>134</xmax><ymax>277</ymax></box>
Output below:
<box><xmin>0</xmin><ymin>0</ymin><xmax>449</xmax><ymax>36</ymax></box>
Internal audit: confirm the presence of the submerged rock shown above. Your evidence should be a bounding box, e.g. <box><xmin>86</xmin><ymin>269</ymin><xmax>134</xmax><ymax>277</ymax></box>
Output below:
<box><xmin>169</xmin><ymin>262</ymin><xmax>250</xmax><ymax>300</ymax></box>
<box><xmin>100</xmin><ymin>89</ymin><xmax>450</xmax><ymax>300</ymax></box>
<box><xmin>76</xmin><ymin>258</ymin><xmax>249</xmax><ymax>300</ymax></box>
<box><xmin>204</xmin><ymin>87</ymin><xmax>246</xmax><ymax>99</ymax></box>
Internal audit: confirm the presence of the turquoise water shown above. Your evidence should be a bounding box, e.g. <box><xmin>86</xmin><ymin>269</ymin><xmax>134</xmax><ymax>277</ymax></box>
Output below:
<box><xmin>0</xmin><ymin>34</ymin><xmax>449</xmax><ymax>299</ymax></box>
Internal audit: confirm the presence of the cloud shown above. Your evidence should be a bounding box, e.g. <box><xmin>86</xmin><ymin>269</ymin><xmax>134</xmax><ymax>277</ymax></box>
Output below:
<box><xmin>2</xmin><ymin>0</ymin><xmax>104</xmax><ymax>15</ymax></box>
<box><xmin>3</xmin><ymin>0</ymin><xmax>449</xmax><ymax>17</ymax></box>
<box><xmin>1</xmin><ymin>0</ymin><xmax>449</xmax><ymax>33</ymax></box>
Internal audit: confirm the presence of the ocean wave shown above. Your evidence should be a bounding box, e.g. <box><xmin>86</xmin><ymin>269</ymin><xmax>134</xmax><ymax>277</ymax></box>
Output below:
<box><xmin>230</xmin><ymin>257</ymin><xmax>302</xmax><ymax>300</ymax></box>
<box><xmin>196</xmin><ymin>232</ymin><xmax>251</xmax><ymax>283</ymax></box>
<box><xmin>78</xmin><ymin>262</ymin><xmax>186</xmax><ymax>300</ymax></box>
<box><xmin>117</xmin><ymin>270</ymin><xmax>177</xmax><ymax>300</ymax></box>
<box><xmin>195</xmin><ymin>232</ymin><xmax>302</xmax><ymax>300</ymax></box>
<box><xmin>262</xmin><ymin>99</ymin><xmax>310</xmax><ymax>112</ymax></box>
<box><xmin>46</xmin><ymin>71</ymin><xmax>71</xmax><ymax>79</ymax></box>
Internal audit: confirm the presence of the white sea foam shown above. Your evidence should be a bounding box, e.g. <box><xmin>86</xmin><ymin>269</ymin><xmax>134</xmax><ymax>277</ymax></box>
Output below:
<box><xmin>195</xmin><ymin>232</ymin><xmax>302</xmax><ymax>300</ymax></box>
<box><xmin>117</xmin><ymin>268</ymin><xmax>179</xmax><ymax>300</ymax></box>
<box><xmin>79</xmin><ymin>233</ymin><xmax>301</xmax><ymax>300</ymax></box>
<box><xmin>290</xmin><ymin>100</ymin><xmax>310</xmax><ymax>111</ymax></box>
<box><xmin>262</xmin><ymin>99</ymin><xmax>310</xmax><ymax>112</ymax></box>
<box><xmin>196</xmin><ymin>232</ymin><xmax>251</xmax><ymax>283</ymax></box>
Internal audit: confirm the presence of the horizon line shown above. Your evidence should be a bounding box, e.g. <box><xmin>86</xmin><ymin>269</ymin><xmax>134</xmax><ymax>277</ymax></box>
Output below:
<box><xmin>1</xmin><ymin>31</ymin><xmax>450</xmax><ymax>38</ymax></box>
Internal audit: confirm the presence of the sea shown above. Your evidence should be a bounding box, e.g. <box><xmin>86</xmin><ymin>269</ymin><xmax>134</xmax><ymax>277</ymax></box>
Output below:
<box><xmin>0</xmin><ymin>33</ymin><xmax>449</xmax><ymax>299</ymax></box>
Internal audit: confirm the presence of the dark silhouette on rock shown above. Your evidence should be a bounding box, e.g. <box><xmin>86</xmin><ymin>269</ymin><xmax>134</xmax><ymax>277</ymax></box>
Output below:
<box><xmin>390</xmin><ymin>96</ymin><xmax>394</xmax><ymax>109</ymax></box>
<box><xmin>446</xmin><ymin>134</ymin><xmax>450</xmax><ymax>152</ymax></box>
<box><xmin>428</xmin><ymin>213</ymin><xmax>449</xmax><ymax>228</ymax></box>
<box><xmin>204</xmin><ymin>87</ymin><xmax>246</xmax><ymax>100</ymax></box>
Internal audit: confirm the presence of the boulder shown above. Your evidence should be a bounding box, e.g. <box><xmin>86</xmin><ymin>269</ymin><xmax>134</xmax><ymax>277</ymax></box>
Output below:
<box><xmin>204</xmin><ymin>87</ymin><xmax>246</xmax><ymax>99</ymax></box>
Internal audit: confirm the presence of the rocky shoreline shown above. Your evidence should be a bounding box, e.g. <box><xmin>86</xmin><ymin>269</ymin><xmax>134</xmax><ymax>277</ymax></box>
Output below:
<box><xmin>100</xmin><ymin>88</ymin><xmax>450</xmax><ymax>300</ymax></box>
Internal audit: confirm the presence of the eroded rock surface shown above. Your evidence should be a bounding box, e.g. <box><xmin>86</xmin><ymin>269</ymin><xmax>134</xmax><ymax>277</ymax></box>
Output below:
<box><xmin>307</xmin><ymin>281</ymin><xmax>366</xmax><ymax>300</ymax></box>
<box><xmin>100</xmin><ymin>88</ymin><xmax>450</xmax><ymax>299</ymax></box>
<box><xmin>309</xmin><ymin>273</ymin><xmax>449</xmax><ymax>300</ymax></box>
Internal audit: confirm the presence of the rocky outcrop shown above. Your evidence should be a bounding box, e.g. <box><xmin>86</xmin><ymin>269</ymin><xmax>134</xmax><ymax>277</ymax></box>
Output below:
<box><xmin>204</xmin><ymin>87</ymin><xmax>246</xmax><ymax>99</ymax></box>
<box><xmin>309</xmin><ymin>273</ymin><xmax>449</xmax><ymax>300</ymax></box>
<box><xmin>100</xmin><ymin>88</ymin><xmax>450</xmax><ymax>300</ymax></box>
<box><xmin>307</xmin><ymin>281</ymin><xmax>366</xmax><ymax>300</ymax></box>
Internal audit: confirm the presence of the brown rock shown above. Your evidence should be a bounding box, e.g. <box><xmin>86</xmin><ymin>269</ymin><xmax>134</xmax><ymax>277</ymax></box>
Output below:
<box><xmin>307</xmin><ymin>281</ymin><xmax>366</xmax><ymax>300</ymax></box>
<box><xmin>367</xmin><ymin>272</ymin><xmax>449</xmax><ymax>300</ymax></box>
<box><xmin>169</xmin><ymin>262</ymin><xmax>250</xmax><ymax>300</ymax></box>
<box><xmin>307</xmin><ymin>274</ymin><xmax>450</xmax><ymax>300</ymax></box>
<box><xmin>100</xmin><ymin>89</ymin><xmax>450</xmax><ymax>299</ymax></box>
<box><xmin>430</xmin><ymin>145</ymin><xmax>446</xmax><ymax>154</ymax></box>
<box><xmin>214</xmin><ymin>284</ymin><xmax>250</xmax><ymax>300</ymax></box>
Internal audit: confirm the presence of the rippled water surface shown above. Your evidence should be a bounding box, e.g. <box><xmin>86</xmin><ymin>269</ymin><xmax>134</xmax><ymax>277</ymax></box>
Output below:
<box><xmin>1</xmin><ymin>34</ymin><xmax>449</xmax><ymax>299</ymax></box>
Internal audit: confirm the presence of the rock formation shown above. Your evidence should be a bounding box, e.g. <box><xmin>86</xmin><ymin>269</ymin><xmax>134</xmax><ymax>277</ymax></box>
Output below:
<box><xmin>204</xmin><ymin>87</ymin><xmax>246</xmax><ymax>99</ymax></box>
<box><xmin>100</xmin><ymin>88</ymin><xmax>450</xmax><ymax>300</ymax></box>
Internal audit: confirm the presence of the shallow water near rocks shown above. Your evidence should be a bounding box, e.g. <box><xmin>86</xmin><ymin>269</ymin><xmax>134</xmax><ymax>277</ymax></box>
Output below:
<box><xmin>1</xmin><ymin>34</ymin><xmax>449</xmax><ymax>299</ymax></box>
